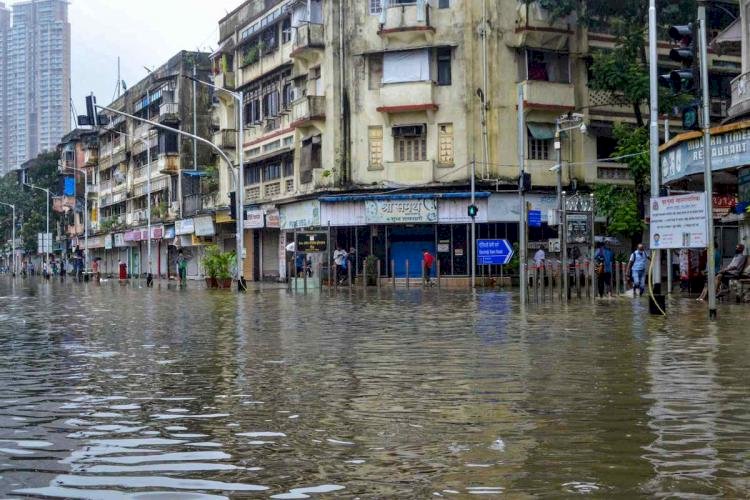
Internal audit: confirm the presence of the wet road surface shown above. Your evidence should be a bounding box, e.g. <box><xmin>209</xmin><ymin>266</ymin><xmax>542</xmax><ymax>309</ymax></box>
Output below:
<box><xmin>0</xmin><ymin>278</ymin><xmax>748</xmax><ymax>498</ymax></box>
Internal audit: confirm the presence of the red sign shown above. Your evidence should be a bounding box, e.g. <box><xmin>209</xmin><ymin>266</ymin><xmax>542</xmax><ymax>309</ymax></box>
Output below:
<box><xmin>712</xmin><ymin>194</ymin><xmax>736</xmax><ymax>218</ymax></box>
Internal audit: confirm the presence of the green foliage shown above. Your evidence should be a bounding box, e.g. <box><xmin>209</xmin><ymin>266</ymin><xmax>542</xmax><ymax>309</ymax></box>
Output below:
<box><xmin>202</xmin><ymin>244</ymin><xmax>235</xmax><ymax>280</ymax></box>
<box><xmin>364</xmin><ymin>254</ymin><xmax>379</xmax><ymax>285</ymax></box>
<box><xmin>595</xmin><ymin>184</ymin><xmax>643</xmax><ymax>237</ymax></box>
<box><xmin>0</xmin><ymin>152</ymin><xmax>62</xmax><ymax>254</ymax></box>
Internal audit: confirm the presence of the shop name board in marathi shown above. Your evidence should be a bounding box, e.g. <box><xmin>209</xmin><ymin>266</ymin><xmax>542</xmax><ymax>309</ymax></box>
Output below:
<box><xmin>365</xmin><ymin>199</ymin><xmax>438</xmax><ymax>224</ymax></box>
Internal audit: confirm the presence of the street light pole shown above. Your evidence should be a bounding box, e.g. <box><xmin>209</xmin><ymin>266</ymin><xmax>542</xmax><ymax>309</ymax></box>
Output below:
<box><xmin>698</xmin><ymin>1</ymin><xmax>717</xmax><ymax>319</ymax></box>
<box><xmin>96</xmin><ymin>104</ymin><xmax>242</xmax><ymax>282</ymax></box>
<box><xmin>183</xmin><ymin>75</ymin><xmax>245</xmax><ymax>280</ymax></box>
<box><xmin>517</xmin><ymin>83</ymin><xmax>527</xmax><ymax>305</ymax></box>
<box><xmin>0</xmin><ymin>202</ymin><xmax>15</xmax><ymax>276</ymax></box>
<box><xmin>648</xmin><ymin>0</ymin><xmax>663</xmax><ymax>309</ymax></box>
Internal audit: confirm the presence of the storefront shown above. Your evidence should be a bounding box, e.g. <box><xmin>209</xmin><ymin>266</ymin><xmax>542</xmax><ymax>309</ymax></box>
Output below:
<box><xmin>660</xmin><ymin>120</ymin><xmax>750</xmax><ymax>258</ymax></box>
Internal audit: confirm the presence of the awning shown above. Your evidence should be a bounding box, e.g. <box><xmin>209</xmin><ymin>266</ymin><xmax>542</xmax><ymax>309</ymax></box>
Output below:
<box><xmin>182</xmin><ymin>170</ymin><xmax>209</xmax><ymax>177</ymax></box>
<box><xmin>319</xmin><ymin>192</ymin><xmax>491</xmax><ymax>203</ymax></box>
<box><xmin>527</xmin><ymin>122</ymin><xmax>556</xmax><ymax>140</ymax></box>
<box><xmin>211</xmin><ymin>37</ymin><xmax>236</xmax><ymax>58</ymax></box>
<box><xmin>244</xmin><ymin>146</ymin><xmax>293</xmax><ymax>166</ymax></box>
<box><xmin>712</xmin><ymin>18</ymin><xmax>741</xmax><ymax>45</ymax></box>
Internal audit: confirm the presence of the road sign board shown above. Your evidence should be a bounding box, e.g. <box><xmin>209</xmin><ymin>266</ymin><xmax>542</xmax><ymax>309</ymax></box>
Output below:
<box><xmin>295</xmin><ymin>231</ymin><xmax>328</xmax><ymax>253</ymax></box>
<box><xmin>528</xmin><ymin>210</ymin><xmax>542</xmax><ymax>227</ymax></box>
<box><xmin>477</xmin><ymin>239</ymin><xmax>513</xmax><ymax>265</ymax></box>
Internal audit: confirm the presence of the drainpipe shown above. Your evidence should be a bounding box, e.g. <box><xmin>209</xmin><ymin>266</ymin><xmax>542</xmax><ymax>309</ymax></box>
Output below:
<box><xmin>339</xmin><ymin>0</ymin><xmax>347</xmax><ymax>185</ymax></box>
<box><xmin>481</xmin><ymin>0</ymin><xmax>490</xmax><ymax>179</ymax></box>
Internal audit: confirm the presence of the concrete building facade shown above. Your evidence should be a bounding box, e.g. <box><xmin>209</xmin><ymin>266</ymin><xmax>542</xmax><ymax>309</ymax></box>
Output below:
<box><xmin>1</xmin><ymin>0</ymin><xmax>70</xmax><ymax>175</ymax></box>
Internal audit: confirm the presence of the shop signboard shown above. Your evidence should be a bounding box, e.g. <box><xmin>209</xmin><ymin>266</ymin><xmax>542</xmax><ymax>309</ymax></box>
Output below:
<box><xmin>164</xmin><ymin>225</ymin><xmax>176</xmax><ymax>239</ymax></box>
<box><xmin>245</xmin><ymin>209</ymin><xmax>265</xmax><ymax>229</ymax></box>
<box><xmin>528</xmin><ymin>210</ymin><xmax>542</xmax><ymax>227</ymax></box>
<box><xmin>194</xmin><ymin>216</ymin><xmax>215</xmax><ymax>237</ymax></box>
<box><xmin>295</xmin><ymin>232</ymin><xmax>328</xmax><ymax>253</ymax></box>
<box><xmin>114</xmin><ymin>233</ymin><xmax>126</xmax><ymax>247</ymax></box>
<box><xmin>104</xmin><ymin>234</ymin><xmax>113</xmax><ymax>250</ymax></box>
<box><xmin>175</xmin><ymin>218</ymin><xmax>195</xmax><ymax>235</ymax></box>
<box><xmin>266</xmin><ymin>209</ymin><xmax>281</xmax><ymax>228</ymax></box>
<box><xmin>661</xmin><ymin>128</ymin><xmax>750</xmax><ymax>184</ymax></box>
<box><xmin>740</xmin><ymin>168</ymin><xmax>750</xmax><ymax>203</ymax></box>
<box><xmin>649</xmin><ymin>193</ymin><xmax>708</xmax><ymax>249</ymax></box>
<box><xmin>477</xmin><ymin>239</ymin><xmax>513</xmax><ymax>265</ymax></box>
<box><xmin>566</xmin><ymin>213</ymin><xmax>590</xmax><ymax>243</ymax></box>
<box><xmin>280</xmin><ymin>201</ymin><xmax>320</xmax><ymax>230</ymax></box>
<box><xmin>365</xmin><ymin>198</ymin><xmax>437</xmax><ymax>224</ymax></box>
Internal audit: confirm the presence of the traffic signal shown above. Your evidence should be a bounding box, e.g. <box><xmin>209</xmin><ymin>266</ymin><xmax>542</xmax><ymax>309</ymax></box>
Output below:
<box><xmin>659</xmin><ymin>24</ymin><xmax>697</xmax><ymax>94</ymax></box>
<box><xmin>467</xmin><ymin>204</ymin><xmax>478</xmax><ymax>218</ymax></box>
<box><xmin>519</xmin><ymin>172</ymin><xmax>531</xmax><ymax>193</ymax></box>
<box><xmin>229</xmin><ymin>191</ymin><xmax>237</xmax><ymax>220</ymax></box>
<box><xmin>681</xmin><ymin>101</ymin><xmax>700</xmax><ymax>130</ymax></box>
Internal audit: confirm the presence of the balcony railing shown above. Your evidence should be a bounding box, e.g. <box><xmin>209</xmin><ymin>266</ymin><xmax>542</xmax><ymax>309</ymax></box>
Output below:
<box><xmin>183</xmin><ymin>193</ymin><xmax>217</xmax><ymax>216</ymax></box>
<box><xmin>213</xmin><ymin>129</ymin><xmax>237</xmax><ymax>149</ymax></box>
<box><xmin>291</xmin><ymin>96</ymin><xmax>326</xmax><ymax>126</ymax></box>
<box><xmin>521</xmin><ymin>80</ymin><xmax>575</xmax><ymax>111</ymax></box>
<box><xmin>215</xmin><ymin>71</ymin><xmax>235</xmax><ymax>91</ymax></box>
<box><xmin>159</xmin><ymin>102</ymin><xmax>179</xmax><ymax>123</ymax></box>
<box><xmin>378</xmin><ymin>1</ymin><xmax>434</xmax><ymax>44</ymax></box>
<box><xmin>292</xmin><ymin>23</ymin><xmax>324</xmax><ymax>60</ymax></box>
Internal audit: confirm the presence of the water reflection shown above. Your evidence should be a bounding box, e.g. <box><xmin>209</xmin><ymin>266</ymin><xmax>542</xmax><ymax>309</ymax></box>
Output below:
<box><xmin>0</xmin><ymin>278</ymin><xmax>748</xmax><ymax>497</ymax></box>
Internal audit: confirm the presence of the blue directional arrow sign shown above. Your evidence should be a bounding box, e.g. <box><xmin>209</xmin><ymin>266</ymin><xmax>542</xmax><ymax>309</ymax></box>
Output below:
<box><xmin>477</xmin><ymin>239</ymin><xmax>514</xmax><ymax>265</ymax></box>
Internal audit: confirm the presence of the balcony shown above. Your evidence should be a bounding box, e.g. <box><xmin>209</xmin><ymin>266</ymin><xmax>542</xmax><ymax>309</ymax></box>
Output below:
<box><xmin>159</xmin><ymin>102</ymin><xmax>180</xmax><ymax>124</ymax></box>
<box><xmin>378</xmin><ymin>2</ymin><xmax>434</xmax><ymax>47</ymax></box>
<box><xmin>291</xmin><ymin>96</ymin><xmax>326</xmax><ymax>128</ymax></box>
<box><xmin>521</xmin><ymin>80</ymin><xmax>575</xmax><ymax>112</ymax></box>
<box><xmin>213</xmin><ymin>129</ymin><xmax>237</xmax><ymax>149</ymax></box>
<box><xmin>384</xmin><ymin>160</ymin><xmax>435</xmax><ymax>186</ymax></box>
<box><xmin>377</xmin><ymin>81</ymin><xmax>437</xmax><ymax>115</ymax></box>
<box><xmin>158</xmin><ymin>153</ymin><xmax>180</xmax><ymax>175</ymax></box>
<box><xmin>508</xmin><ymin>1</ymin><xmax>575</xmax><ymax>50</ymax></box>
<box><xmin>238</xmin><ymin>41</ymin><xmax>293</xmax><ymax>88</ymax></box>
<box><xmin>291</xmin><ymin>23</ymin><xmax>324</xmax><ymax>63</ymax></box>
<box><xmin>214</xmin><ymin>71</ymin><xmax>235</xmax><ymax>91</ymax></box>
<box><xmin>183</xmin><ymin>193</ymin><xmax>217</xmax><ymax>216</ymax></box>
<box><xmin>729</xmin><ymin>72</ymin><xmax>750</xmax><ymax>119</ymax></box>
<box><xmin>84</xmin><ymin>149</ymin><xmax>98</xmax><ymax>167</ymax></box>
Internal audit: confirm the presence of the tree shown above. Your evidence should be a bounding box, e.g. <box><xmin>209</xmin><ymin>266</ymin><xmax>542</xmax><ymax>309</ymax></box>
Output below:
<box><xmin>0</xmin><ymin>152</ymin><xmax>62</xmax><ymax>255</ymax></box>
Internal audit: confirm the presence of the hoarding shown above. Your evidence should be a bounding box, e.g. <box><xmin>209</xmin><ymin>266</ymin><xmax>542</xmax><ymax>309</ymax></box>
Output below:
<box><xmin>649</xmin><ymin>193</ymin><xmax>708</xmax><ymax>249</ymax></box>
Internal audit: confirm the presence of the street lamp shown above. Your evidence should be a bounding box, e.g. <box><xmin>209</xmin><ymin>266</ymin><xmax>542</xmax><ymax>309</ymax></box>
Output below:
<box><xmin>554</xmin><ymin>114</ymin><xmax>586</xmax><ymax>211</ymax></box>
<box><xmin>93</xmin><ymin>102</ymin><xmax>243</xmax><ymax>284</ymax></box>
<box><xmin>183</xmin><ymin>74</ymin><xmax>245</xmax><ymax>279</ymax></box>
<box><xmin>23</xmin><ymin>180</ymin><xmax>50</xmax><ymax>271</ymax></box>
<box><xmin>0</xmin><ymin>202</ymin><xmax>16</xmax><ymax>276</ymax></box>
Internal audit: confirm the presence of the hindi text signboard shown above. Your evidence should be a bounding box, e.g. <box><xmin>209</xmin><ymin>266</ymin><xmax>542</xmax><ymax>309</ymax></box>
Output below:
<box><xmin>649</xmin><ymin>193</ymin><xmax>708</xmax><ymax>249</ymax></box>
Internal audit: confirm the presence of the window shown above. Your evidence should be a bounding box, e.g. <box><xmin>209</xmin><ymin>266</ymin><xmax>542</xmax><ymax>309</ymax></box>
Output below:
<box><xmin>283</xmin><ymin>155</ymin><xmax>294</xmax><ymax>177</ymax></box>
<box><xmin>368</xmin><ymin>126</ymin><xmax>383</xmax><ymax>169</ymax></box>
<box><xmin>369</xmin><ymin>54</ymin><xmax>383</xmax><ymax>90</ymax></box>
<box><xmin>245</xmin><ymin>165</ymin><xmax>262</xmax><ymax>185</ymax></box>
<box><xmin>596</xmin><ymin>134</ymin><xmax>618</xmax><ymax>160</ymax></box>
<box><xmin>393</xmin><ymin>124</ymin><xmax>427</xmax><ymax>162</ymax></box>
<box><xmin>300</xmin><ymin>135</ymin><xmax>321</xmax><ymax>184</ymax></box>
<box><xmin>369</xmin><ymin>0</ymin><xmax>382</xmax><ymax>15</ymax></box>
<box><xmin>383</xmin><ymin>49</ymin><xmax>430</xmax><ymax>84</ymax></box>
<box><xmin>282</xmin><ymin>17</ymin><xmax>292</xmax><ymax>44</ymax></box>
<box><xmin>525</xmin><ymin>49</ymin><xmax>570</xmax><ymax>83</ymax></box>
<box><xmin>438</xmin><ymin>123</ymin><xmax>454</xmax><ymax>165</ymax></box>
<box><xmin>159</xmin><ymin>131</ymin><xmax>178</xmax><ymax>155</ymax></box>
<box><xmin>264</xmin><ymin>162</ymin><xmax>281</xmax><ymax>181</ymax></box>
<box><xmin>436</xmin><ymin>47</ymin><xmax>452</xmax><ymax>86</ymax></box>
<box><xmin>439</xmin><ymin>0</ymin><xmax>450</xmax><ymax>7</ymax></box>
<box><xmin>282</xmin><ymin>83</ymin><xmax>294</xmax><ymax>109</ymax></box>
<box><xmin>528</xmin><ymin>136</ymin><xmax>551</xmax><ymax>161</ymax></box>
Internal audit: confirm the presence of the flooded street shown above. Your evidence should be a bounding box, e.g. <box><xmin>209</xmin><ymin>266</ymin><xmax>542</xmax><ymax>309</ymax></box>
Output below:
<box><xmin>0</xmin><ymin>278</ymin><xmax>748</xmax><ymax>498</ymax></box>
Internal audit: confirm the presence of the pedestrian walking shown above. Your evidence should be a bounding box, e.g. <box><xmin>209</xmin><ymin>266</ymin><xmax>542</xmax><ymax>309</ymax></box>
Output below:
<box><xmin>595</xmin><ymin>242</ymin><xmax>614</xmax><ymax>298</ymax></box>
<box><xmin>422</xmin><ymin>249</ymin><xmax>434</xmax><ymax>286</ymax></box>
<box><xmin>177</xmin><ymin>249</ymin><xmax>188</xmax><ymax>286</ymax></box>
<box><xmin>626</xmin><ymin>243</ymin><xmax>649</xmax><ymax>297</ymax></box>
<box><xmin>333</xmin><ymin>245</ymin><xmax>347</xmax><ymax>285</ymax></box>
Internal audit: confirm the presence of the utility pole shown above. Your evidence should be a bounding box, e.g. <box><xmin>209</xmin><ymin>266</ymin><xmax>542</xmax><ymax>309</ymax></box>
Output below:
<box><xmin>648</xmin><ymin>0</ymin><xmax>665</xmax><ymax>314</ymax></box>
<box><xmin>665</xmin><ymin>118</ymin><xmax>672</xmax><ymax>294</ymax></box>
<box><xmin>698</xmin><ymin>1</ymin><xmax>717</xmax><ymax>319</ymax></box>
<box><xmin>470</xmin><ymin>156</ymin><xmax>476</xmax><ymax>288</ymax></box>
<box><xmin>0</xmin><ymin>202</ymin><xmax>15</xmax><ymax>276</ymax></box>
<box><xmin>517</xmin><ymin>83</ymin><xmax>527</xmax><ymax>305</ymax></box>
<box><xmin>24</xmin><ymin>181</ymin><xmax>50</xmax><ymax>270</ymax></box>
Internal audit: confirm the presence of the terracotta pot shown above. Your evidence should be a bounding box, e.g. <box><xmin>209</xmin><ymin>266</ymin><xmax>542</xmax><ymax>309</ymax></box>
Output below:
<box><xmin>205</xmin><ymin>277</ymin><xmax>219</xmax><ymax>288</ymax></box>
<box><xmin>218</xmin><ymin>278</ymin><xmax>233</xmax><ymax>289</ymax></box>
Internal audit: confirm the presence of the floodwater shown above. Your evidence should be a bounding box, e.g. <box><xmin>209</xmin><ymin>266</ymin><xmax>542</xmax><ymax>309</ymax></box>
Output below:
<box><xmin>0</xmin><ymin>278</ymin><xmax>748</xmax><ymax>499</ymax></box>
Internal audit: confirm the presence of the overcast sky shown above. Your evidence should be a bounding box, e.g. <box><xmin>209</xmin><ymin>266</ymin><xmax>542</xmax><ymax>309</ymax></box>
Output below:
<box><xmin>64</xmin><ymin>0</ymin><xmax>240</xmax><ymax>118</ymax></box>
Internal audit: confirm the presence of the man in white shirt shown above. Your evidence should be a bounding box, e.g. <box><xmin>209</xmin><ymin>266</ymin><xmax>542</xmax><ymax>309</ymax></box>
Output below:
<box><xmin>533</xmin><ymin>248</ymin><xmax>546</xmax><ymax>268</ymax></box>
<box><xmin>333</xmin><ymin>245</ymin><xmax>348</xmax><ymax>284</ymax></box>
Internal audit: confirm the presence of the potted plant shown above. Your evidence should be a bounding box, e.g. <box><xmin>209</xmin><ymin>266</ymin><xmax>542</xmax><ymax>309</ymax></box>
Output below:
<box><xmin>215</xmin><ymin>251</ymin><xmax>235</xmax><ymax>289</ymax></box>
<box><xmin>202</xmin><ymin>245</ymin><xmax>219</xmax><ymax>288</ymax></box>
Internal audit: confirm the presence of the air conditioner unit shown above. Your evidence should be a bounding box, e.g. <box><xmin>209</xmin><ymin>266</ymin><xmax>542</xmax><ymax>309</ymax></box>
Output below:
<box><xmin>710</xmin><ymin>99</ymin><xmax>728</xmax><ymax>118</ymax></box>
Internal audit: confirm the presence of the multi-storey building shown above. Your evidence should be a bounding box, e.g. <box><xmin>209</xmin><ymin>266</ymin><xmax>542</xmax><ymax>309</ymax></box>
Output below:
<box><xmin>70</xmin><ymin>51</ymin><xmax>214</xmax><ymax>278</ymax></box>
<box><xmin>208</xmin><ymin>0</ymin><xmax>739</xmax><ymax>284</ymax></box>
<box><xmin>1</xmin><ymin>0</ymin><xmax>70</xmax><ymax>175</ymax></box>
